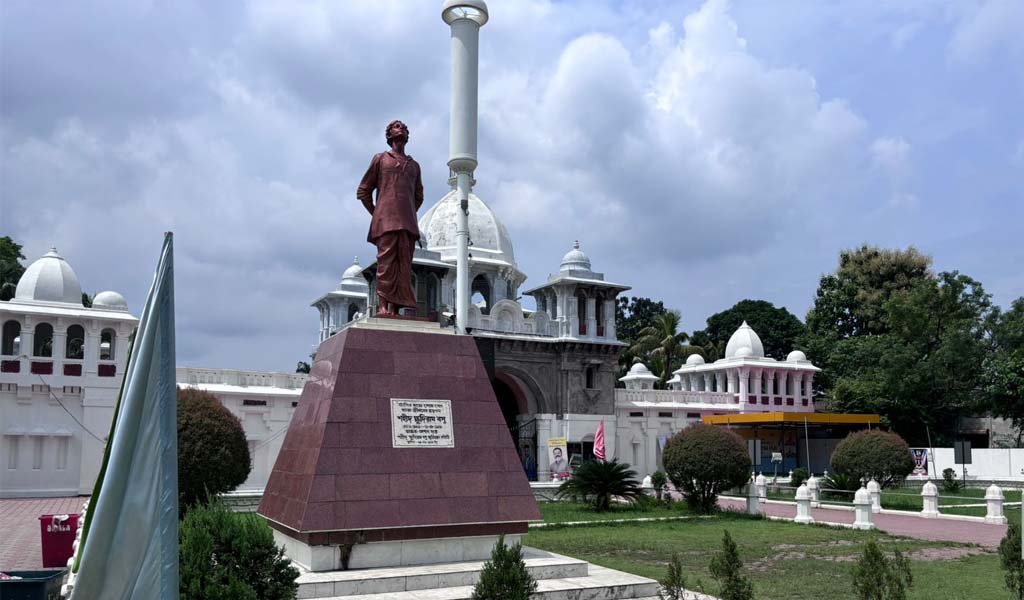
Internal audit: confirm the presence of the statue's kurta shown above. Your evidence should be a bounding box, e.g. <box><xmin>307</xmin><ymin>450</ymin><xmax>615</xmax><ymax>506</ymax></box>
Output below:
<box><xmin>356</xmin><ymin>149</ymin><xmax>424</xmax><ymax>311</ymax></box>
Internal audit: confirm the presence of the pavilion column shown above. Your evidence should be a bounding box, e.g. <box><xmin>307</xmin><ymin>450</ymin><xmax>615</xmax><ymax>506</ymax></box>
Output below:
<box><xmin>738</xmin><ymin>368</ymin><xmax>749</xmax><ymax>407</ymax></box>
<box><xmin>703</xmin><ymin>373</ymin><xmax>713</xmax><ymax>393</ymax></box>
<box><xmin>750</xmin><ymin>369</ymin><xmax>761</xmax><ymax>404</ymax></box>
<box><xmin>777</xmin><ymin>370</ymin><xmax>789</xmax><ymax>406</ymax></box>
<box><xmin>604</xmin><ymin>299</ymin><xmax>616</xmax><ymax>339</ymax></box>
<box><xmin>766</xmin><ymin>370</ymin><xmax>776</xmax><ymax>406</ymax></box>
<box><xmin>805</xmin><ymin>372</ymin><xmax>815</xmax><ymax>409</ymax></box>
<box><xmin>716</xmin><ymin>372</ymin><xmax>726</xmax><ymax>393</ymax></box>
<box><xmin>791</xmin><ymin>372</ymin><xmax>803</xmax><ymax>407</ymax></box>
<box><xmin>585</xmin><ymin>297</ymin><xmax>597</xmax><ymax>339</ymax></box>
<box><xmin>567</xmin><ymin>295</ymin><xmax>579</xmax><ymax>338</ymax></box>
<box><xmin>727</xmin><ymin>369</ymin><xmax>737</xmax><ymax>393</ymax></box>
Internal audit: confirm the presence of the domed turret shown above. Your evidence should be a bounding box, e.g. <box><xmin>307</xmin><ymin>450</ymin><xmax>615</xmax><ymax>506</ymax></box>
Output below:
<box><xmin>786</xmin><ymin>350</ymin><xmax>808</xmax><ymax>363</ymax></box>
<box><xmin>559</xmin><ymin>241</ymin><xmax>592</xmax><ymax>274</ymax></box>
<box><xmin>685</xmin><ymin>353</ymin><xmax>706</xmax><ymax>366</ymax></box>
<box><xmin>619</xmin><ymin>362</ymin><xmax>660</xmax><ymax>389</ymax></box>
<box><xmin>418</xmin><ymin>190</ymin><xmax>516</xmax><ymax>268</ymax></box>
<box><xmin>341</xmin><ymin>257</ymin><xmax>365</xmax><ymax>282</ymax></box>
<box><xmin>14</xmin><ymin>247</ymin><xmax>83</xmax><ymax>305</ymax></box>
<box><xmin>93</xmin><ymin>291</ymin><xmax>129</xmax><ymax>312</ymax></box>
<box><xmin>725</xmin><ymin>321</ymin><xmax>765</xmax><ymax>359</ymax></box>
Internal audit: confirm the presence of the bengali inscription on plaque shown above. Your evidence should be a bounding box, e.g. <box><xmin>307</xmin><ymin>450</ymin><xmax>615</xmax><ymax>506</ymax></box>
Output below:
<box><xmin>391</xmin><ymin>399</ymin><xmax>455</xmax><ymax>448</ymax></box>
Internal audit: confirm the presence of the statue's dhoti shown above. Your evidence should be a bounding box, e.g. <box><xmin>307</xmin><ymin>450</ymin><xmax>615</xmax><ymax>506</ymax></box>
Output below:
<box><xmin>374</xmin><ymin>231</ymin><xmax>417</xmax><ymax>311</ymax></box>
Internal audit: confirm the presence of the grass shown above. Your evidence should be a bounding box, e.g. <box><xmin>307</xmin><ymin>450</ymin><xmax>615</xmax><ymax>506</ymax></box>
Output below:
<box><xmin>538</xmin><ymin>499</ymin><xmax>694</xmax><ymax>523</ymax></box>
<box><xmin>524</xmin><ymin>512</ymin><xmax>1006</xmax><ymax>599</ymax></box>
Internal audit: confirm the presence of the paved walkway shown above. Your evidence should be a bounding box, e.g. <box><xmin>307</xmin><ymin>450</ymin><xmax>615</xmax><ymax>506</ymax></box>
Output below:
<box><xmin>718</xmin><ymin>497</ymin><xmax>1008</xmax><ymax>548</ymax></box>
<box><xmin>0</xmin><ymin>496</ymin><xmax>85</xmax><ymax>571</ymax></box>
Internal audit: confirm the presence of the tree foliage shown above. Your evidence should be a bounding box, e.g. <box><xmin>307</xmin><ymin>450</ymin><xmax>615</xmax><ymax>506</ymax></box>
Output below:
<box><xmin>630</xmin><ymin>311</ymin><xmax>701</xmax><ymax>386</ymax></box>
<box><xmin>851</xmin><ymin>540</ymin><xmax>913</xmax><ymax>600</ymax></box>
<box><xmin>662</xmin><ymin>424</ymin><xmax>750</xmax><ymax>513</ymax></box>
<box><xmin>616</xmin><ymin>296</ymin><xmax>669</xmax><ymax>347</ymax></box>
<box><xmin>709</xmin><ymin>530</ymin><xmax>754</xmax><ymax>600</ymax></box>
<box><xmin>659</xmin><ymin>553</ymin><xmax>691</xmax><ymax>600</ymax></box>
<box><xmin>178</xmin><ymin>388</ymin><xmax>251</xmax><ymax>509</ymax></box>
<box><xmin>987</xmin><ymin>298</ymin><xmax>1024</xmax><ymax>443</ymax></box>
<box><xmin>0</xmin><ymin>236</ymin><xmax>26</xmax><ymax>301</ymax></box>
<box><xmin>556</xmin><ymin>459</ymin><xmax>644</xmax><ymax>511</ymax></box>
<box><xmin>295</xmin><ymin>361</ymin><xmax>311</xmax><ymax>374</ymax></box>
<box><xmin>471</xmin><ymin>535</ymin><xmax>537</xmax><ymax>600</ymax></box>
<box><xmin>180</xmin><ymin>499</ymin><xmax>299</xmax><ymax>600</ymax></box>
<box><xmin>830</xmin><ymin>430</ymin><xmax>915</xmax><ymax>488</ymax></box>
<box><xmin>804</xmin><ymin>244</ymin><xmax>995</xmax><ymax>443</ymax></box>
<box><xmin>696</xmin><ymin>299</ymin><xmax>806</xmax><ymax>361</ymax></box>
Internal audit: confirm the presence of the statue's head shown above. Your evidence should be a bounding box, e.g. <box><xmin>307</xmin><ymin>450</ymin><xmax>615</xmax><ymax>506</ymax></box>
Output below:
<box><xmin>386</xmin><ymin>120</ymin><xmax>409</xmax><ymax>147</ymax></box>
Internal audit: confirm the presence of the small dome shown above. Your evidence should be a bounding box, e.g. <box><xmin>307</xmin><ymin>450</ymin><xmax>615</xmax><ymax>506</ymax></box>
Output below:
<box><xmin>787</xmin><ymin>350</ymin><xmax>807</xmax><ymax>363</ymax></box>
<box><xmin>559</xmin><ymin>241</ymin><xmax>592</xmax><ymax>273</ymax></box>
<box><xmin>685</xmin><ymin>354</ymin><xmax>705</xmax><ymax>365</ymax></box>
<box><xmin>725</xmin><ymin>321</ymin><xmax>765</xmax><ymax>359</ymax></box>
<box><xmin>341</xmin><ymin>257</ymin><xmax>368</xmax><ymax>287</ymax></box>
<box><xmin>629</xmin><ymin>363</ymin><xmax>653</xmax><ymax>375</ymax></box>
<box><xmin>854</xmin><ymin>487</ymin><xmax>871</xmax><ymax>503</ymax></box>
<box><xmin>93</xmin><ymin>291</ymin><xmax>128</xmax><ymax>311</ymax></box>
<box><xmin>14</xmin><ymin>247</ymin><xmax>83</xmax><ymax>305</ymax></box>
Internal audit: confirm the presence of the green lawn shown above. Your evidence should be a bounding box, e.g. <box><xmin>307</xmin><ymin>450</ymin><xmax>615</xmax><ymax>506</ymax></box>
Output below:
<box><xmin>525</xmin><ymin>510</ymin><xmax>1007</xmax><ymax>600</ymax></box>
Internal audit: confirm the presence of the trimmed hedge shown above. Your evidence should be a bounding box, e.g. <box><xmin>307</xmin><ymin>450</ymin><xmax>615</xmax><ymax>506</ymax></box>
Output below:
<box><xmin>662</xmin><ymin>424</ymin><xmax>751</xmax><ymax>513</ymax></box>
<box><xmin>830</xmin><ymin>430</ymin><xmax>914</xmax><ymax>488</ymax></box>
<box><xmin>178</xmin><ymin>387</ymin><xmax>251</xmax><ymax>509</ymax></box>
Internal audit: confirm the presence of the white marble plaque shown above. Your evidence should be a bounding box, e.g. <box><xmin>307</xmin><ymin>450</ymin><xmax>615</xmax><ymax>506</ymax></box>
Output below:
<box><xmin>391</xmin><ymin>399</ymin><xmax>455</xmax><ymax>448</ymax></box>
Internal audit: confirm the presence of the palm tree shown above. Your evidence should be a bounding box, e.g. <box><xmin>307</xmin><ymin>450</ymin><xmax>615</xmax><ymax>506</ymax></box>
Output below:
<box><xmin>630</xmin><ymin>311</ymin><xmax>701</xmax><ymax>385</ymax></box>
<box><xmin>556</xmin><ymin>460</ymin><xmax>644</xmax><ymax>511</ymax></box>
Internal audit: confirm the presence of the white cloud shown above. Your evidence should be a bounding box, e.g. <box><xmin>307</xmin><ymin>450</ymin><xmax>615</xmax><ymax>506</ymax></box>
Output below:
<box><xmin>871</xmin><ymin>136</ymin><xmax>911</xmax><ymax>173</ymax></box>
<box><xmin>949</xmin><ymin>0</ymin><xmax>1024</xmax><ymax>65</ymax></box>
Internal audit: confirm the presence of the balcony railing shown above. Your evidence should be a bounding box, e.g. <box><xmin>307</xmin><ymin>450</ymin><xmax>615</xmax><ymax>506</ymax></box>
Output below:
<box><xmin>616</xmin><ymin>389</ymin><xmax>736</xmax><ymax>406</ymax></box>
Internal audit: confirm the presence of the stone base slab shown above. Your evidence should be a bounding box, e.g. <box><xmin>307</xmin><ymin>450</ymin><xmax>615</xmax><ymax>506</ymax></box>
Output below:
<box><xmin>292</xmin><ymin>547</ymin><xmax>659</xmax><ymax>599</ymax></box>
<box><xmin>276</xmin><ymin>530</ymin><xmax>524</xmax><ymax>572</ymax></box>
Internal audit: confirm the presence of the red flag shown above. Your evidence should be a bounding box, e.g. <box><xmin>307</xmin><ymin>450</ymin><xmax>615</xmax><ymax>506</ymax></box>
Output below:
<box><xmin>594</xmin><ymin>420</ymin><xmax>606</xmax><ymax>461</ymax></box>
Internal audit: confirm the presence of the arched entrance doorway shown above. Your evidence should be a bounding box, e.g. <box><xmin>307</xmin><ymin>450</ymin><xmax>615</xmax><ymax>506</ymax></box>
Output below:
<box><xmin>492</xmin><ymin>370</ymin><xmax>539</xmax><ymax>480</ymax></box>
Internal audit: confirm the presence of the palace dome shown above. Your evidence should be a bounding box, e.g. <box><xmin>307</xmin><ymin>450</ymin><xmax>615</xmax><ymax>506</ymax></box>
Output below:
<box><xmin>14</xmin><ymin>247</ymin><xmax>83</xmax><ymax>305</ymax></box>
<box><xmin>559</xmin><ymin>241</ymin><xmax>592</xmax><ymax>273</ymax></box>
<box><xmin>418</xmin><ymin>190</ymin><xmax>516</xmax><ymax>268</ymax></box>
<box><xmin>93</xmin><ymin>291</ymin><xmax>129</xmax><ymax>311</ymax></box>
<box><xmin>725</xmin><ymin>321</ymin><xmax>765</xmax><ymax>359</ymax></box>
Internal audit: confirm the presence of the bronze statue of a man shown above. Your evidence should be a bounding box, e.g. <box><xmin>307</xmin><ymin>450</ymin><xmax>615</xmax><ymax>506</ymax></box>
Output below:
<box><xmin>356</xmin><ymin>120</ymin><xmax>424</xmax><ymax>316</ymax></box>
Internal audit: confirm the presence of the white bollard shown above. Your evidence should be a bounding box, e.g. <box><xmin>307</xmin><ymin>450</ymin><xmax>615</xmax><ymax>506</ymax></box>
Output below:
<box><xmin>807</xmin><ymin>475</ymin><xmax>821</xmax><ymax>508</ymax></box>
<box><xmin>795</xmin><ymin>483</ymin><xmax>815</xmax><ymax>524</ymax></box>
<box><xmin>755</xmin><ymin>473</ymin><xmax>768</xmax><ymax>503</ymax></box>
<box><xmin>867</xmin><ymin>478</ymin><xmax>881</xmax><ymax>513</ymax></box>
<box><xmin>747</xmin><ymin>479</ymin><xmax>760</xmax><ymax>515</ymax></box>
<box><xmin>986</xmin><ymin>484</ymin><xmax>1007</xmax><ymax>525</ymax></box>
<box><xmin>853</xmin><ymin>486</ymin><xmax>875</xmax><ymax>530</ymax></box>
<box><xmin>921</xmin><ymin>480</ymin><xmax>939</xmax><ymax>518</ymax></box>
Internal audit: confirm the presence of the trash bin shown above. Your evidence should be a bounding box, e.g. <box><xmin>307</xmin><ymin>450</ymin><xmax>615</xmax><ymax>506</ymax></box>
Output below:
<box><xmin>0</xmin><ymin>570</ymin><xmax>65</xmax><ymax>600</ymax></box>
<box><xmin>37</xmin><ymin>514</ymin><xmax>78</xmax><ymax>569</ymax></box>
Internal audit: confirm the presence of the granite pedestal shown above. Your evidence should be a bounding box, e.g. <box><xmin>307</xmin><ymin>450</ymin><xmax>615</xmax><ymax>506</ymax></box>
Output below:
<box><xmin>258</xmin><ymin>318</ymin><xmax>541</xmax><ymax>571</ymax></box>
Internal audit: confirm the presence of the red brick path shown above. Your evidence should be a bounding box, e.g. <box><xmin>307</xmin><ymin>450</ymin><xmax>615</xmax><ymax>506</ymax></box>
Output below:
<box><xmin>719</xmin><ymin>497</ymin><xmax>1007</xmax><ymax>548</ymax></box>
<box><xmin>0</xmin><ymin>496</ymin><xmax>85</xmax><ymax>571</ymax></box>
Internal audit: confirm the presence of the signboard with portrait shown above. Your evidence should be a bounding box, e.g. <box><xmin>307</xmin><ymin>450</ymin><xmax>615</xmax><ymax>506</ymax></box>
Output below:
<box><xmin>547</xmin><ymin>436</ymin><xmax>570</xmax><ymax>479</ymax></box>
<box><xmin>910</xmin><ymin>448</ymin><xmax>929</xmax><ymax>476</ymax></box>
<box><xmin>390</xmin><ymin>399</ymin><xmax>455</xmax><ymax>448</ymax></box>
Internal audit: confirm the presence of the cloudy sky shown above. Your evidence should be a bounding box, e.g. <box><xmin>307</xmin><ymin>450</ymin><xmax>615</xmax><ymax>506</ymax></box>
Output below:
<box><xmin>2</xmin><ymin>0</ymin><xmax>1022</xmax><ymax>370</ymax></box>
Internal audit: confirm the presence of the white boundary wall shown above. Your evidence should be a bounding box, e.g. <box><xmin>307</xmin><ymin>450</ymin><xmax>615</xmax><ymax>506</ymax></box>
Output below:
<box><xmin>914</xmin><ymin>447</ymin><xmax>1024</xmax><ymax>482</ymax></box>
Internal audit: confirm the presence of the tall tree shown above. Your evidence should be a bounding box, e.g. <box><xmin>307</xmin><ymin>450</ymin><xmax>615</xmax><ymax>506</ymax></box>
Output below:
<box><xmin>985</xmin><ymin>297</ymin><xmax>1024</xmax><ymax>444</ymax></box>
<box><xmin>630</xmin><ymin>311</ymin><xmax>700</xmax><ymax>386</ymax></box>
<box><xmin>615</xmin><ymin>296</ymin><xmax>668</xmax><ymax>380</ymax></box>
<box><xmin>0</xmin><ymin>236</ymin><xmax>26</xmax><ymax>301</ymax></box>
<box><xmin>695</xmin><ymin>299</ymin><xmax>806</xmax><ymax>360</ymax></box>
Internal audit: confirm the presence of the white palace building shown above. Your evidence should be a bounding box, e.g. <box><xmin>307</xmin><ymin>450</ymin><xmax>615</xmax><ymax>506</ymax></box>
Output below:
<box><xmin>2</xmin><ymin>194</ymin><xmax>826</xmax><ymax>497</ymax></box>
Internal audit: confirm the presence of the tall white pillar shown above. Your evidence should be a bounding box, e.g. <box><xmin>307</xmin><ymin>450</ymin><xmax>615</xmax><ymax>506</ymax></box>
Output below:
<box><xmin>442</xmin><ymin>0</ymin><xmax>488</xmax><ymax>334</ymax></box>
<box><xmin>703</xmin><ymin>373</ymin><xmax>713</xmax><ymax>393</ymax></box>
<box><xmin>604</xmin><ymin>299</ymin><xmax>616</xmax><ymax>339</ymax></box>
<box><xmin>585</xmin><ymin>297</ymin><xmax>596</xmax><ymax>339</ymax></box>
<box><xmin>738</xmin><ymin>369</ymin><xmax>749</xmax><ymax>406</ymax></box>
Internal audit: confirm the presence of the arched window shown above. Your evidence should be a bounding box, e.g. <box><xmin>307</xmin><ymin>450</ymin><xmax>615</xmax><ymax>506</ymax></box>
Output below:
<box><xmin>347</xmin><ymin>303</ymin><xmax>359</xmax><ymax>322</ymax></box>
<box><xmin>471</xmin><ymin>274</ymin><xmax>491</xmax><ymax>315</ymax></box>
<box><xmin>66</xmin><ymin>325</ymin><xmax>85</xmax><ymax>360</ymax></box>
<box><xmin>576</xmin><ymin>291</ymin><xmax>587</xmax><ymax>335</ymax></box>
<box><xmin>2</xmin><ymin>320</ymin><xmax>20</xmax><ymax>356</ymax></box>
<box><xmin>34</xmin><ymin>323</ymin><xmax>54</xmax><ymax>357</ymax></box>
<box><xmin>585</xmin><ymin>365</ymin><xmax>597</xmax><ymax>389</ymax></box>
<box><xmin>100</xmin><ymin>328</ymin><xmax>116</xmax><ymax>361</ymax></box>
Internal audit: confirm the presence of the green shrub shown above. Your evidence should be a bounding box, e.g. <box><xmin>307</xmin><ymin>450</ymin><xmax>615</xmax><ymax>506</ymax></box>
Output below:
<box><xmin>651</xmin><ymin>470</ymin><xmax>669</xmax><ymax>500</ymax></box>
<box><xmin>179</xmin><ymin>499</ymin><xmax>299</xmax><ymax>600</ymax></box>
<box><xmin>790</xmin><ymin>468</ymin><xmax>809</xmax><ymax>489</ymax></box>
<box><xmin>830</xmin><ymin>430</ymin><xmax>914</xmax><ymax>488</ymax></box>
<box><xmin>658</xmin><ymin>552</ymin><xmax>692</xmax><ymax>600</ymax></box>
<box><xmin>472</xmin><ymin>535</ymin><xmax>537</xmax><ymax>600</ymax></box>
<box><xmin>851</xmin><ymin>540</ymin><xmax>912</xmax><ymax>600</ymax></box>
<box><xmin>941</xmin><ymin>467</ymin><xmax>962</xmax><ymax>493</ymax></box>
<box><xmin>556</xmin><ymin>459</ymin><xmax>644</xmax><ymax>512</ymax></box>
<box><xmin>709</xmin><ymin>530</ymin><xmax>754</xmax><ymax>600</ymax></box>
<box><xmin>999</xmin><ymin>522</ymin><xmax>1024</xmax><ymax>599</ymax></box>
<box><xmin>662</xmin><ymin>424</ymin><xmax>751</xmax><ymax>514</ymax></box>
<box><xmin>821</xmin><ymin>472</ymin><xmax>861</xmax><ymax>501</ymax></box>
<box><xmin>178</xmin><ymin>388</ymin><xmax>251</xmax><ymax>510</ymax></box>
